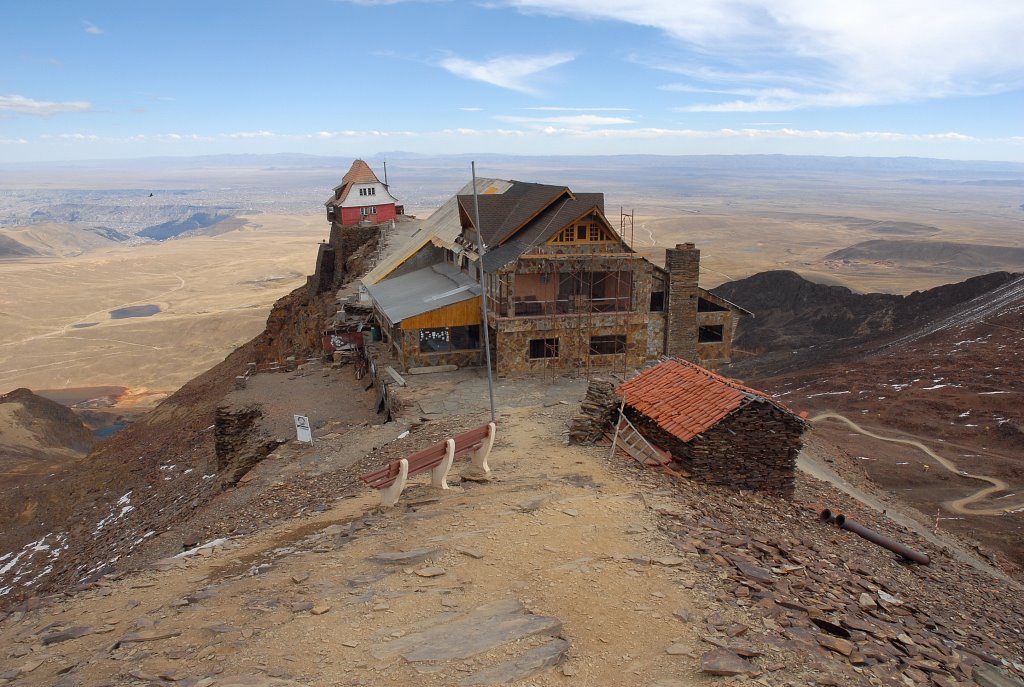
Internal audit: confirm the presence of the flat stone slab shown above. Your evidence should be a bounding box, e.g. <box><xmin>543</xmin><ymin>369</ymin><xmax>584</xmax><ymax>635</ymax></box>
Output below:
<box><xmin>41</xmin><ymin>626</ymin><xmax>92</xmax><ymax>645</ymax></box>
<box><xmin>700</xmin><ymin>649</ymin><xmax>755</xmax><ymax>676</ymax></box>
<box><xmin>370</xmin><ymin>598</ymin><xmax>562</xmax><ymax>662</ymax></box>
<box><xmin>975</xmin><ymin>666</ymin><xmax>1024</xmax><ymax>687</ymax></box>
<box><xmin>213</xmin><ymin>677</ymin><xmax>310</xmax><ymax>687</ymax></box>
<box><xmin>461</xmin><ymin>638</ymin><xmax>570</xmax><ymax>685</ymax></box>
<box><xmin>370</xmin><ymin>547</ymin><xmax>443</xmax><ymax>566</ymax></box>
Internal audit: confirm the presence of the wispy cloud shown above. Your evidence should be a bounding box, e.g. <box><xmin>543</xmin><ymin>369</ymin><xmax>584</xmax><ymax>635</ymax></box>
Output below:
<box><xmin>0</xmin><ymin>138</ymin><xmax>28</xmax><ymax>145</ymax></box>
<box><xmin>459</xmin><ymin>107</ymin><xmax>483</xmax><ymax>112</ymax></box>
<box><xmin>496</xmin><ymin>114</ymin><xmax>635</xmax><ymax>127</ymax></box>
<box><xmin>0</xmin><ymin>95</ymin><xmax>93</xmax><ymax>116</ymax></box>
<box><xmin>523</xmin><ymin>106</ymin><xmax>633</xmax><ymax>112</ymax></box>
<box><xmin>439</xmin><ymin>52</ymin><xmax>575</xmax><ymax>94</ymax></box>
<box><xmin>502</xmin><ymin>1</ymin><xmax>1024</xmax><ymax>110</ymax></box>
<box><xmin>82</xmin><ymin>20</ymin><xmax>103</xmax><ymax>35</ymax></box>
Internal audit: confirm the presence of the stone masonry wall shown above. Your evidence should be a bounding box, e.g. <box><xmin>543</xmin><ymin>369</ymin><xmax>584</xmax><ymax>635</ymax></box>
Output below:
<box><xmin>625</xmin><ymin>400</ymin><xmax>804</xmax><ymax>499</ymax></box>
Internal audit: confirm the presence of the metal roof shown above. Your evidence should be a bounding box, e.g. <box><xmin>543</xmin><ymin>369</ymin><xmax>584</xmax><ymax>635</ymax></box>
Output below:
<box><xmin>363</xmin><ymin>262</ymin><xmax>481</xmax><ymax>325</ymax></box>
<box><xmin>361</xmin><ymin>177</ymin><xmax>512</xmax><ymax>285</ymax></box>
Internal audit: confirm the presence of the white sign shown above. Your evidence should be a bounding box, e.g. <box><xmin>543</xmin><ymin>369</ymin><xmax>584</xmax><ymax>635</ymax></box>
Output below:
<box><xmin>294</xmin><ymin>414</ymin><xmax>313</xmax><ymax>443</ymax></box>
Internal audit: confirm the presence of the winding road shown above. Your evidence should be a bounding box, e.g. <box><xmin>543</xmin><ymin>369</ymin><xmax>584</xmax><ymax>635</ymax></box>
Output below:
<box><xmin>811</xmin><ymin>412</ymin><xmax>1022</xmax><ymax>516</ymax></box>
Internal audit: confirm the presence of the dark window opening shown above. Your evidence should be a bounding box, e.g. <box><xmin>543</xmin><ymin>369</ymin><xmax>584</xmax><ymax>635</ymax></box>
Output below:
<box><xmin>528</xmin><ymin>338</ymin><xmax>559</xmax><ymax>359</ymax></box>
<box><xmin>450</xmin><ymin>325</ymin><xmax>480</xmax><ymax>351</ymax></box>
<box><xmin>576</xmin><ymin>224</ymin><xmax>587</xmax><ymax>240</ymax></box>
<box><xmin>697</xmin><ymin>296</ymin><xmax>728</xmax><ymax>312</ymax></box>
<box><xmin>650</xmin><ymin>291</ymin><xmax>665</xmax><ymax>312</ymax></box>
<box><xmin>590</xmin><ymin>335</ymin><xmax>626</xmax><ymax>355</ymax></box>
<box><xmin>698</xmin><ymin>325</ymin><xmax>724</xmax><ymax>343</ymax></box>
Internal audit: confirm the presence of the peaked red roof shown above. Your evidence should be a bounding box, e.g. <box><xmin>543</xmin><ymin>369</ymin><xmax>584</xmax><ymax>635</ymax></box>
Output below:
<box><xmin>342</xmin><ymin>159</ymin><xmax>381</xmax><ymax>185</ymax></box>
<box><xmin>616</xmin><ymin>359</ymin><xmax>792</xmax><ymax>442</ymax></box>
<box><xmin>327</xmin><ymin>159</ymin><xmax>384</xmax><ymax>205</ymax></box>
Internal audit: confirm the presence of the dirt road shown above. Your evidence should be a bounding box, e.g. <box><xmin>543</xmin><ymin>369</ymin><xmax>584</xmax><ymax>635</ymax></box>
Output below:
<box><xmin>810</xmin><ymin>412</ymin><xmax>1022</xmax><ymax>516</ymax></box>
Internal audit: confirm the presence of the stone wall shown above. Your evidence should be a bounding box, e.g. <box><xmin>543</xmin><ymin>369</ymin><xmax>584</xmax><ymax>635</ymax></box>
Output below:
<box><xmin>568</xmin><ymin>378</ymin><xmax>620</xmax><ymax>444</ymax></box>
<box><xmin>493</xmin><ymin>315</ymin><xmax>648</xmax><ymax>377</ymax></box>
<box><xmin>395</xmin><ymin>327</ymin><xmax>483</xmax><ymax>371</ymax></box>
<box><xmin>214</xmin><ymin>404</ymin><xmax>279</xmax><ymax>484</ymax></box>
<box><xmin>624</xmin><ymin>400</ymin><xmax>804</xmax><ymax>498</ymax></box>
<box><xmin>695</xmin><ymin>309</ymin><xmax>735</xmax><ymax>369</ymax></box>
<box><xmin>647</xmin><ymin>312</ymin><xmax>667</xmax><ymax>358</ymax></box>
<box><xmin>327</xmin><ymin>222</ymin><xmax>380</xmax><ymax>285</ymax></box>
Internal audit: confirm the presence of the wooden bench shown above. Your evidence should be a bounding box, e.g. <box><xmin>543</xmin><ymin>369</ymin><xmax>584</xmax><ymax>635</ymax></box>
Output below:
<box><xmin>359</xmin><ymin>422</ymin><xmax>496</xmax><ymax>507</ymax></box>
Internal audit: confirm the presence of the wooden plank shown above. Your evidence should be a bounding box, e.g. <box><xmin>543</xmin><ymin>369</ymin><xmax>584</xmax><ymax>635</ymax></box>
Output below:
<box><xmin>401</xmin><ymin>297</ymin><xmax>481</xmax><ymax>330</ymax></box>
<box><xmin>385</xmin><ymin>366</ymin><xmax>406</xmax><ymax>387</ymax></box>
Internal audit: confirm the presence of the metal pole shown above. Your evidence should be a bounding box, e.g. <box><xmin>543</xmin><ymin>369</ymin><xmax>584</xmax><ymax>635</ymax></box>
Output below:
<box><xmin>472</xmin><ymin>162</ymin><xmax>497</xmax><ymax>424</ymax></box>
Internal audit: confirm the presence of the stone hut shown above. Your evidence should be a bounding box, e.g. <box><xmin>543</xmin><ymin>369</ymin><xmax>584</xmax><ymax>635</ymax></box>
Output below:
<box><xmin>616</xmin><ymin>358</ymin><xmax>806</xmax><ymax>498</ymax></box>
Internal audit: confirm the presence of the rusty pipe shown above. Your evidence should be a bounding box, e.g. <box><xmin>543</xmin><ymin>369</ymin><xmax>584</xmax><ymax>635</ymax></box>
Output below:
<box><xmin>819</xmin><ymin>508</ymin><xmax>838</xmax><ymax>524</ymax></box>
<box><xmin>834</xmin><ymin>514</ymin><xmax>930</xmax><ymax>565</ymax></box>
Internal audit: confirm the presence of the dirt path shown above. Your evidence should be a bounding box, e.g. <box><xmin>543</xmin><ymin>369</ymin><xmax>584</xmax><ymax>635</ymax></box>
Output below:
<box><xmin>811</xmin><ymin>412</ymin><xmax>1023</xmax><ymax>516</ymax></box>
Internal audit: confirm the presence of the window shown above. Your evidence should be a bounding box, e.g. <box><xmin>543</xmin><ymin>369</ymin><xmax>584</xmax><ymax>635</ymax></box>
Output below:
<box><xmin>419</xmin><ymin>328</ymin><xmax>450</xmax><ymax>352</ymax></box>
<box><xmin>577</xmin><ymin>224</ymin><xmax>587</xmax><ymax>240</ymax></box>
<box><xmin>650</xmin><ymin>291</ymin><xmax>665</xmax><ymax>312</ymax></box>
<box><xmin>528</xmin><ymin>338</ymin><xmax>559</xmax><ymax>359</ymax></box>
<box><xmin>697</xmin><ymin>297</ymin><xmax>728</xmax><ymax>312</ymax></box>
<box><xmin>358</xmin><ymin>187</ymin><xmax>377</xmax><ymax>197</ymax></box>
<box><xmin>698</xmin><ymin>325</ymin><xmax>724</xmax><ymax>343</ymax></box>
<box><xmin>450</xmin><ymin>325</ymin><xmax>480</xmax><ymax>351</ymax></box>
<box><xmin>419</xmin><ymin>326</ymin><xmax>481</xmax><ymax>353</ymax></box>
<box><xmin>589</xmin><ymin>224</ymin><xmax>601</xmax><ymax>241</ymax></box>
<box><xmin>589</xmin><ymin>335</ymin><xmax>626</xmax><ymax>355</ymax></box>
<box><xmin>360</xmin><ymin>206</ymin><xmax>377</xmax><ymax>216</ymax></box>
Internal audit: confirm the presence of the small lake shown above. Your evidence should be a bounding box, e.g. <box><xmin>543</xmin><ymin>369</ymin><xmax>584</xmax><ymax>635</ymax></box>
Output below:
<box><xmin>110</xmin><ymin>304</ymin><xmax>161</xmax><ymax>319</ymax></box>
<box><xmin>95</xmin><ymin>422</ymin><xmax>128</xmax><ymax>439</ymax></box>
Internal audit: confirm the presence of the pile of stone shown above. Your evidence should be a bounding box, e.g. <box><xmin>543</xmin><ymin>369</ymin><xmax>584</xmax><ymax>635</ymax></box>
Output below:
<box><xmin>603</xmin><ymin>454</ymin><xmax>1024</xmax><ymax>687</ymax></box>
<box><xmin>568</xmin><ymin>378</ymin><xmax>620</xmax><ymax>444</ymax></box>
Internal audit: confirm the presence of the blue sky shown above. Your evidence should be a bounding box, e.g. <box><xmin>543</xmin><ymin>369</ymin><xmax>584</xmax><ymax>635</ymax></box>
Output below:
<box><xmin>3</xmin><ymin>0</ymin><xmax>1023</xmax><ymax>162</ymax></box>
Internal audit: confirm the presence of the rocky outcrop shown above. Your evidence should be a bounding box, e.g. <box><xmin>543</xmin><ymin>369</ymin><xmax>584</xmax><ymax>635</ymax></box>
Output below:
<box><xmin>0</xmin><ymin>387</ymin><xmax>94</xmax><ymax>458</ymax></box>
<box><xmin>714</xmin><ymin>269</ymin><xmax>1019</xmax><ymax>355</ymax></box>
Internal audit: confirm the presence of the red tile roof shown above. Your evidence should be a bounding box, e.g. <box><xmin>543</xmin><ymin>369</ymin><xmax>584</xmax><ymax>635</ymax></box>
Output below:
<box><xmin>616</xmin><ymin>359</ymin><xmax>789</xmax><ymax>442</ymax></box>
<box><xmin>330</xmin><ymin>159</ymin><xmax>383</xmax><ymax>205</ymax></box>
<box><xmin>342</xmin><ymin>159</ymin><xmax>381</xmax><ymax>186</ymax></box>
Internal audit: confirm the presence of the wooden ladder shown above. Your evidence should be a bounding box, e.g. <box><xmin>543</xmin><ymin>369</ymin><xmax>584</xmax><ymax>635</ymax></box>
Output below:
<box><xmin>613</xmin><ymin>414</ymin><xmax>670</xmax><ymax>466</ymax></box>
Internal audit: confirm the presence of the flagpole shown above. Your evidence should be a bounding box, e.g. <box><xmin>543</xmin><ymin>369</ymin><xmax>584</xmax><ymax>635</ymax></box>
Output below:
<box><xmin>471</xmin><ymin>161</ymin><xmax>497</xmax><ymax>424</ymax></box>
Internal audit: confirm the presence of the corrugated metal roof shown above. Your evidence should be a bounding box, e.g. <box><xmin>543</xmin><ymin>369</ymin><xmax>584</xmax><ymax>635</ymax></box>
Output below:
<box><xmin>364</xmin><ymin>262</ymin><xmax>481</xmax><ymax>324</ymax></box>
<box><xmin>362</xmin><ymin>177</ymin><xmax>512</xmax><ymax>285</ymax></box>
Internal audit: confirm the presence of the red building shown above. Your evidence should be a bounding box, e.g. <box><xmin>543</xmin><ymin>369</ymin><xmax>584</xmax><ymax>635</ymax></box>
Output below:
<box><xmin>325</xmin><ymin>159</ymin><xmax>399</xmax><ymax>226</ymax></box>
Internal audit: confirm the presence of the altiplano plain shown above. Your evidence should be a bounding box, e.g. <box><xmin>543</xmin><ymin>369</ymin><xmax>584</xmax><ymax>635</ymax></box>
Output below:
<box><xmin>0</xmin><ymin>214</ymin><xmax>325</xmax><ymax>406</ymax></box>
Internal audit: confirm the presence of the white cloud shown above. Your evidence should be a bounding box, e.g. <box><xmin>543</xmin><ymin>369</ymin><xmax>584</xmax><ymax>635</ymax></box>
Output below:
<box><xmin>496</xmin><ymin>114</ymin><xmax>635</xmax><ymax>126</ymax></box>
<box><xmin>459</xmin><ymin>107</ymin><xmax>483</xmax><ymax>112</ymax></box>
<box><xmin>439</xmin><ymin>52</ymin><xmax>575</xmax><ymax>94</ymax></box>
<box><xmin>83</xmin><ymin>20</ymin><xmax>103</xmax><ymax>35</ymax></box>
<box><xmin>0</xmin><ymin>95</ymin><xmax>93</xmax><ymax>116</ymax></box>
<box><xmin>523</xmin><ymin>106</ymin><xmax>633</xmax><ymax>112</ymax></box>
<box><xmin>224</xmin><ymin>130</ymin><xmax>278</xmax><ymax>139</ymax></box>
<box><xmin>502</xmin><ymin>1</ymin><xmax>1024</xmax><ymax>109</ymax></box>
<box><xmin>0</xmin><ymin>138</ymin><xmax>28</xmax><ymax>145</ymax></box>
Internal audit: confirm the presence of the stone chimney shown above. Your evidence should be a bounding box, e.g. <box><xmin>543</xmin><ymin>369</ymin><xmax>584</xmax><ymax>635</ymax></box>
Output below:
<box><xmin>665</xmin><ymin>243</ymin><xmax>700</xmax><ymax>360</ymax></box>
